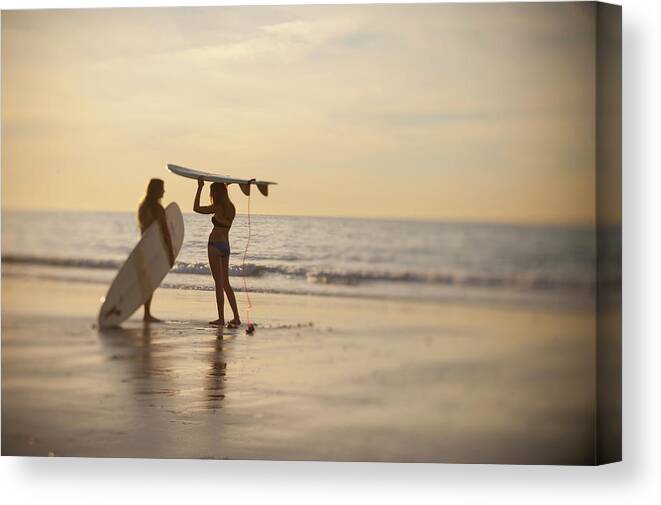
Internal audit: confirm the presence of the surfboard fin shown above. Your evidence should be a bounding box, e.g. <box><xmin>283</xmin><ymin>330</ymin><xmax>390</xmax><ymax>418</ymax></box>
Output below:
<box><xmin>257</xmin><ymin>183</ymin><xmax>269</xmax><ymax>196</ymax></box>
<box><xmin>239</xmin><ymin>179</ymin><xmax>258</xmax><ymax>197</ymax></box>
<box><xmin>239</xmin><ymin>183</ymin><xmax>251</xmax><ymax>196</ymax></box>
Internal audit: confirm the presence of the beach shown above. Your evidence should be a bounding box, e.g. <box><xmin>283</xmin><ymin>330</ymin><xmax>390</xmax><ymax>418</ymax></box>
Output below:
<box><xmin>2</xmin><ymin>274</ymin><xmax>596</xmax><ymax>464</ymax></box>
<box><xmin>1</xmin><ymin>0</ymin><xmax>622</xmax><ymax>471</ymax></box>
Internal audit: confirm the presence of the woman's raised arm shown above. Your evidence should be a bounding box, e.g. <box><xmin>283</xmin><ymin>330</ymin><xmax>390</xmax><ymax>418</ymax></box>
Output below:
<box><xmin>193</xmin><ymin>177</ymin><xmax>215</xmax><ymax>214</ymax></box>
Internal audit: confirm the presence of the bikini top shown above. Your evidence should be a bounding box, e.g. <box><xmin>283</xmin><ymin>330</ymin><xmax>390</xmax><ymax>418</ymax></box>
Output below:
<box><xmin>212</xmin><ymin>216</ymin><xmax>231</xmax><ymax>229</ymax></box>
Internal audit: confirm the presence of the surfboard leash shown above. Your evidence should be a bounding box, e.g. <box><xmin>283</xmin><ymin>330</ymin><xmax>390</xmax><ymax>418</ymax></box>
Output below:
<box><xmin>242</xmin><ymin>180</ymin><xmax>255</xmax><ymax>335</ymax></box>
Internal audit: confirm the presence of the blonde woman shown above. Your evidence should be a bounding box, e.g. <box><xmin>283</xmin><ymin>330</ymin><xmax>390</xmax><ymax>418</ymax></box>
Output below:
<box><xmin>193</xmin><ymin>177</ymin><xmax>241</xmax><ymax>327</ymax></box>
<box><xmin>138</xmin><ymin>178</ymin><xmax>175</xmax><ymax>323</ymax></box>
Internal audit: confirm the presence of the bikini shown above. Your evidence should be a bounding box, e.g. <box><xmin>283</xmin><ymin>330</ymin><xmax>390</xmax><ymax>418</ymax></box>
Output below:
<box><xmin>208</xmin><ymin>216</ymin><xmax>231</xmax><ymax>257</ymax></box>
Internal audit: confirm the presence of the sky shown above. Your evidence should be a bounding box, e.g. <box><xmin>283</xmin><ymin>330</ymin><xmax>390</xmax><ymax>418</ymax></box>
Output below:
<box><xmin>2</xmin><ymin>3</ymin><xmax>598</xmax><ymax>224</ymax></box>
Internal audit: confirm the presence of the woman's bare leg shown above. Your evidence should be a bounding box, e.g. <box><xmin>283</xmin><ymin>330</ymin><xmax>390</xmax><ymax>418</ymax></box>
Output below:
<box><xmin>208</xmin><ymin>245</ymin><xmax>225</xmax><ymax>325</ymax></box>
<box><xmin>222</xmin><ymin>255</ymin><xmax>241</xmax><ymax>325</ymax></box>
<box><xmin>143</xmin><ymin>295</ymin><xmax>162</xmax><ymax>323</ymax></box>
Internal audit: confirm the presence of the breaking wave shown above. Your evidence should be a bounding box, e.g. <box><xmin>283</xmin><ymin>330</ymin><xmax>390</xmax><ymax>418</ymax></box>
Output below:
<box><xmin>1</xmin><ymin>253</ymin><xmax>597</xmax><ymax>293</ymax></box>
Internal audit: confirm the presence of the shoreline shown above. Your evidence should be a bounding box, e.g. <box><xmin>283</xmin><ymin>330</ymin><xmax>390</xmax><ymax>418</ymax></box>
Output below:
<box><xmin>0</xmin><ymin>266</ymin><xmax>596</xmax><ymax>314</ymax></box>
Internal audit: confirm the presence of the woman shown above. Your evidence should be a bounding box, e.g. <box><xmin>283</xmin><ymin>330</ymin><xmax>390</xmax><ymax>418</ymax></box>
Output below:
<box><xmin>138</xmin><ymin>178</ymin><xmax>175</xmax><ymax>323</ymax></box>
<box><xmin>193</xmin><ymin>177</ymin><xmax>241</xmax><ymax>327</ymax></box>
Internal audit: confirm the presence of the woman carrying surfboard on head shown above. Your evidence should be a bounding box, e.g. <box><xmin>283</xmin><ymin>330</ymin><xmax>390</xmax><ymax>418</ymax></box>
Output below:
<box><xmin>193</xmin><ymin>177</ymin><xmax>241</xmax><ymax>327</ymax></box>
<box><xmin>138</xmin><ymin>178</ymin><xmax>175</xmax><ymax>323</ymax></box>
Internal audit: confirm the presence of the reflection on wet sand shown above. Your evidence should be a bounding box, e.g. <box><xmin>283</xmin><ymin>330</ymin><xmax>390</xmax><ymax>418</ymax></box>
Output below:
<box><xmin>204</xmin><ymin>328</ymin><xmax>230</xmax><ymax>410</ymax></box>
<box><xmin>99</xmin><ymin>324</ymin><xmax>163</xmax><ymax>385</ymax></box>
<box><xmin>97</xmin><ymin>323</ymin><xmax>232</xmax><ymax>413</ymax></box>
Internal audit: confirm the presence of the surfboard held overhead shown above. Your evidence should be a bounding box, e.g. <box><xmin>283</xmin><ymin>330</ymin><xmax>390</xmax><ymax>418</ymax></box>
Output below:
<box><xmin>167</xmin><ymin>164</ymin><xmax>277</xmax><ymax>196</ymax></box>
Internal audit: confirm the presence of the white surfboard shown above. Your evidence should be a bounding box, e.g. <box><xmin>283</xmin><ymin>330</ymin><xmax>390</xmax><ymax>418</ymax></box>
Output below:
<box><xmin>167</xmin><ymin>163</ymin><xmax>277</xmax><ymax>196</ymax></box>
<box><xmin>97</xmin><ymin>202</ymin><xmax>185</xmax><ymax>329</ymax></box>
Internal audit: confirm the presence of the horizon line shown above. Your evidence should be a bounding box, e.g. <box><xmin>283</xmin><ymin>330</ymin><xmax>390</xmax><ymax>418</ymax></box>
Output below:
<box><xmin>0</xmin><ymin>205</ymin><xmax>600</xmax><ymax>229</ymax></box>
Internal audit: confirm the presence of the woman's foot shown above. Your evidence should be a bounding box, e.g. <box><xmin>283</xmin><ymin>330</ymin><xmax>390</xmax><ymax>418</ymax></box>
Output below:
<box><xmin>209</xmin><ymin>319</ymin><xmax>225</xmax><ymax>326</ymax></box>
<box><xmin>228</xmin><ymin>318</ymin><xmax>241</xmax><ymax>328</ymax></box>
<box><xmin>143</xmin><ymin>315</ymin><xmax>162</xmax><ymax>323</ymax></box>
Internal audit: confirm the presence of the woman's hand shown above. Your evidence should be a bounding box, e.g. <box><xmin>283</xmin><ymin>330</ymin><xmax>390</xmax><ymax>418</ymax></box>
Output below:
<box><xmin>197</xmin><ymin>177</ymin><xmax>205</xmax><ymax>189</ymax></box>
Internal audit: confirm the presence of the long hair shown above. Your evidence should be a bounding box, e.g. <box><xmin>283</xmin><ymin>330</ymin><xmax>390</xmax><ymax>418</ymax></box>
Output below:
<box><xmin>138</xmin><ymin>178</ymin><xmax>164</xmax><ymax>230</ymax></box>
<box><xmin>142</xmin><ymin>178</ymin><xmax>164</xmax><ymax>205</ymax></box>
<box><xmin>210</xmin><ymin>182</ymin><xmax>235</xmax><ymax>218</ymax></box>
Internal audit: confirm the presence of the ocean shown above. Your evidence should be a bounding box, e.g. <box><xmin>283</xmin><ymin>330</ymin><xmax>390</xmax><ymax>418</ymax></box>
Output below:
<box><xmin>1</xmin><ymin>210</ymin><xmax>611</xmax><ymax>308</ymax></box>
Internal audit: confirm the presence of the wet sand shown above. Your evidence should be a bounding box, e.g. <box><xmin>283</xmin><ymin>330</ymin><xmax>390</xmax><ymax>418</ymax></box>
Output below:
<box><xmin>2</xmin><ymin>276</ymin><xmax>596</xmax><ymax>464</ymax></box>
